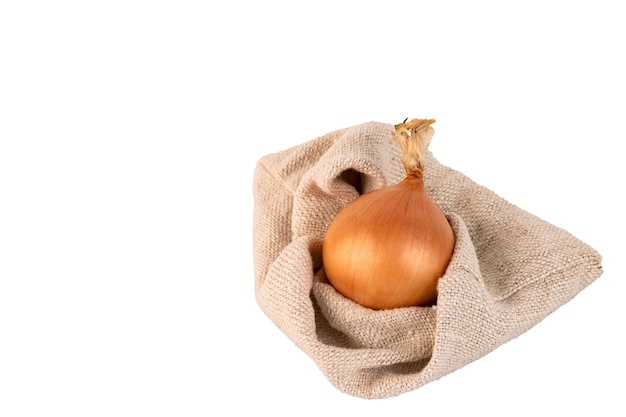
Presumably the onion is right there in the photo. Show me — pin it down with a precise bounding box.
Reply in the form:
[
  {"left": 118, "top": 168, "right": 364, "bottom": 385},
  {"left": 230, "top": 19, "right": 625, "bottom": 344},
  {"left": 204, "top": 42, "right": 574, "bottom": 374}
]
[{"left": 322, "top": 118, "right": 455, "bottom": 310}]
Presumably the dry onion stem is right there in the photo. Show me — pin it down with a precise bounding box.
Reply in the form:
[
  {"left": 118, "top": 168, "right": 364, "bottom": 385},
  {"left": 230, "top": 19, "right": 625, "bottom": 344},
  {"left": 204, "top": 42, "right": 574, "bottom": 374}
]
[
  {"left": 322, "top": 118, "right": 455, "bottom": 310},
  {"left": 393, "top": 118, "right": 436, "bottom": 176}
]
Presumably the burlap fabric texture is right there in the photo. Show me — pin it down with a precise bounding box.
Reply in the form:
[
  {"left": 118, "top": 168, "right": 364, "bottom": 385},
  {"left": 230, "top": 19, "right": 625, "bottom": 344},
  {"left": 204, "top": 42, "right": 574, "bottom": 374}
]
[{"left": 252, "top": 121, "right": 603, "bottom": 399}]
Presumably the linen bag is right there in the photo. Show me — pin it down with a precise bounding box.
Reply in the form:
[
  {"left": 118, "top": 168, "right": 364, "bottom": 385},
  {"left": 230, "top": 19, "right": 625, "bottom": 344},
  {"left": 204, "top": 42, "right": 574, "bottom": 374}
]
[{"left": 252, "top": 121, "right": 603, "bottom": 399}]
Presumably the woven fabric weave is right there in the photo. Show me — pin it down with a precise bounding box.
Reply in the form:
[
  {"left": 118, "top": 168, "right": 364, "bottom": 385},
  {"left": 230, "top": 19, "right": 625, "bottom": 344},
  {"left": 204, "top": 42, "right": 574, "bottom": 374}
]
[{"left": 252, "top": 121, "right": 602, "bottom": 399}]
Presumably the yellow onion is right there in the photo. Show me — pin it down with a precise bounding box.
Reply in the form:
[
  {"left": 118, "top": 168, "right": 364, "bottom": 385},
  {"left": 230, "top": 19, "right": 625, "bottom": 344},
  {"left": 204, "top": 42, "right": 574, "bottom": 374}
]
[{"left": 322, "top": 118, "right": 455, "bottom": 310}]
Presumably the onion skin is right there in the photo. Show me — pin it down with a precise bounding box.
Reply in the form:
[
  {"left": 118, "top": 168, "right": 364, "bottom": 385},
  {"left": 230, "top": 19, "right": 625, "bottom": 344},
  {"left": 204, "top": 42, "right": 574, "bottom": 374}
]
[{"left": 322, "top": 119, "right": 455, "bottom": 310}]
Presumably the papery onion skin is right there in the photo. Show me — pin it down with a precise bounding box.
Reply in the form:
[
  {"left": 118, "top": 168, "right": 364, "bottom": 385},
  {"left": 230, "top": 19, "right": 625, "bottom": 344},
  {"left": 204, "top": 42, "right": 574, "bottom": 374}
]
[{"left": 322, "top": 119, "right": 455, "bottom": 310}]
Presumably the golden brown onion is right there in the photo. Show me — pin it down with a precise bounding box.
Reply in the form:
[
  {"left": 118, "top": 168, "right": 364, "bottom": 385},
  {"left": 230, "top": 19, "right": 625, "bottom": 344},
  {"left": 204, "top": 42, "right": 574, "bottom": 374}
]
[{"left": 322, "top": 119, "right": 454, "bottom": 310}]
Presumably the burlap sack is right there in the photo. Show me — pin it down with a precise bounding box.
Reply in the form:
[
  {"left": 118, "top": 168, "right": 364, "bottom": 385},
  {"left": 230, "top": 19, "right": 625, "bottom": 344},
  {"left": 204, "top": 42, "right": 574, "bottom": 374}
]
[{"left": 252, "top": 121, "right": 602, "bottom": 399}]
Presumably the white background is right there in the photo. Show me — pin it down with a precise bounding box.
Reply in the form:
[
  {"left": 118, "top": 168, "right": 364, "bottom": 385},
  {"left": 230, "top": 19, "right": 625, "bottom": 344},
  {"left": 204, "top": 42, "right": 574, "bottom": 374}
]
[{"left": 1, "top": 1, "right": 624, "bottom": 415}]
